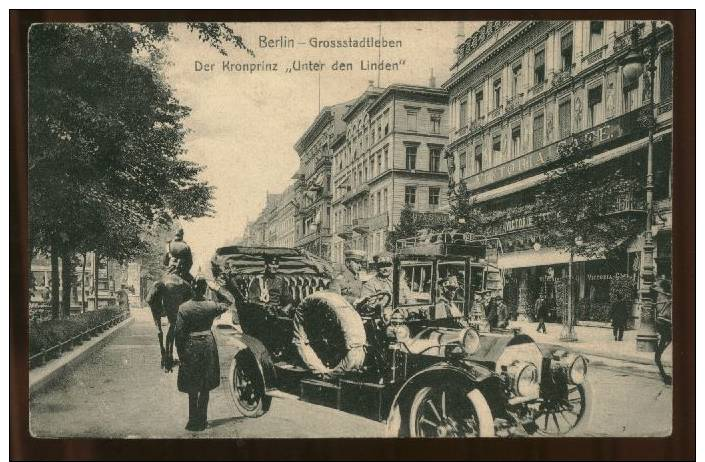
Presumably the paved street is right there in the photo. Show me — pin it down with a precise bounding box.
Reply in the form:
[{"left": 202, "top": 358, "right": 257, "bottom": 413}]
[{"left": 30, "top": 309, "right": 671, "bottom": 438}]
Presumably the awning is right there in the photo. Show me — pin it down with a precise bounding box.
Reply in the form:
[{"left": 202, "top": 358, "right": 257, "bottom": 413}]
[{"left": 497, "top": 248, "right": 595, "bottom": 269}]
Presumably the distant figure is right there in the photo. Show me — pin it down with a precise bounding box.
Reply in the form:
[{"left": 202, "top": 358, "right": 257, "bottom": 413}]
[
  {"left": 174, "top": 277, "right": 234, "bottom": 431},
  {"left": 434, "top": 276, "right": 465, "bottom": 321},
  {"left": 610, "top": 298, "right": 630, "bottom": 341},
  {"left": 487, "top": 296, "right": 509, "bottom": 329},
  {"left": 652, "top": 277, "right": 672, "bottom": 385},
  {"left": 535, "top": 293, "right": 548, "bottom": 334},
  {"left": 164, "top": 228, "right": 194, "bottom": 284}
]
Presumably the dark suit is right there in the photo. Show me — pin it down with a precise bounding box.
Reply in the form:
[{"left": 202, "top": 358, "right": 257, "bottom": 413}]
[
  {"left": 610, "top": 300, "right": 630, "bottom": 341},
  {"left": 174, "top": 297, "right": 229, "bottom": 429}
]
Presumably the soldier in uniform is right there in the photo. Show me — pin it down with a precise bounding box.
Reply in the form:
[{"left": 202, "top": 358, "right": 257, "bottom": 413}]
[
  {"left": 163, "top": 228, "right": 194, "bottom": 284},
  {"left": 259, "top": 255, "right": 292, "bottom": 312},
  {"left": 174, "top": 277, "right": 234, "bottom": 431},
  {"left": 329, "top": 249, "right": 366, "bottom": 304},
  {"left": 360, "top": 254, "right": 411, "bottom": 320}
]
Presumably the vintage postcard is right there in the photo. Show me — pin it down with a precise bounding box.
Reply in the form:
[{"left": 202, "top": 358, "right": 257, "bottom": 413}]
[{"left": 24, "top": 18, "right": 677, "bottom": 441}]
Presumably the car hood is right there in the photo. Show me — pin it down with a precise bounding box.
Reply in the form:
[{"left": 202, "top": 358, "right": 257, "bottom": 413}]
[{"left": 466, "top": 333, "right": 536, "bottom": 363}]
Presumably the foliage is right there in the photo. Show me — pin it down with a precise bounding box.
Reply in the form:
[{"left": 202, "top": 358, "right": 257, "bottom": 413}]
[
  {"left": 609, "top": 274, "right": 637, "bottom": 303},
  {"left": 530, "top": 135, "right": 644, "bottom": 259}
]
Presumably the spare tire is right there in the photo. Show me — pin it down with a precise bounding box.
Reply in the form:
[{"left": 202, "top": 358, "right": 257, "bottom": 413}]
[{"left": 292, "top": 292, "right": 366, "bottom": 375}]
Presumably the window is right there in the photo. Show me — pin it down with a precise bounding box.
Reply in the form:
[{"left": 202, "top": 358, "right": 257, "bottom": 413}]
[
  {"left": 459, "top": 98, "right": 468, "bottom": 127},
  {"left": 405, "top": 145, "right": 417, "bottom": 170},
  {"left": 561, "top": 32, "right": 573, "bottom": 72},
  {"left": 475, "top": 90, "right": 484, "bottom": 119},
  {"left": 623, "top": 81, "right": 638, "bottom": 113},
  {"left": 384, "top": 148, "right": 389, "bottom": 170},
  {"left": 533, "top": 114, "right": 544, "bottom": 150},
  {"left": 474, "top": 144, "right": 483, "bottom": 173},
  {"left": 493, "top": 78, "right": 502, "bottom": 109},
  {"left": 492, "top": 134, "right": 502, "bottom": 165},
  {"left": 405, "top": 186, "right": 417, "bottom": 207},
  {"left": 558, "top": 100, "right": 572, "bottom": 139},
  {"left": 511, "top": 125, "right": 521, "bottom": 158},
  {"left": 431, "top": 115, "right": 441, "bottom": 134},
  {"left": 589, "top": 21, "right": 604, "bottom": 51},
  {"left": 512, "top": 64, "right": 522, "bottom": 96},
  {"left": 588, "top": 85, "right": 603, "bottom": 127},
  {"left": 429, "top": 187, "right": 440, "bottom": 208},
  {"left": 407, "top": 111, "right": 418, "bottom": 132},
  {"left": 459, "top": 152, "right": 467, "bottom": 178},
  {"left": 376, "top": 191, "right": 381, "bottom": 214},
  {"left": 660, "top": 47, "right": 673, "bottom": 102},
  {"left": 429, "top": 147, "right": 442, "bottom": 172},
  {"left": 384, "top": 110, "right": 390, "bottom": 135},
  {"left": 383, "top": 188, "right": 388, "bottom": 211},
  {"left": 377, "top": 153, "right": 382, "bottom": 174},
  {"left": 534, "top": 49, "right": 545, "bottom": 85}
]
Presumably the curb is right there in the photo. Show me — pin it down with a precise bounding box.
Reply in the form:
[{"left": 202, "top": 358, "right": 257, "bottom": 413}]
[
  {"left": 569, "top": 346, "right": 672, "bottom": 367},
  {"left": 29, "top": 316, "right": 135, "bottom": 396}
]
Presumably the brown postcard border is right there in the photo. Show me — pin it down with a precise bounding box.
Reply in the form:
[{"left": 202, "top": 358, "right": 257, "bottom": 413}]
[{"left": 9, "top": 9, "right": 695, "bottom": 461}]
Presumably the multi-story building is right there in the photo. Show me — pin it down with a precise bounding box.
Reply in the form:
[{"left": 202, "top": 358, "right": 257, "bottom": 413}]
[
  {"left": 293, "top": 101, "right": 353, "bottom": 259},
  {"left": 239, "top": 184, "right": 297, "bottom": 248},
  {"left": 443, "top": 21, "right": 673, "bottom": 326},
  {"left": 331, "top": 83, "right": 450, "bottom": 267}
]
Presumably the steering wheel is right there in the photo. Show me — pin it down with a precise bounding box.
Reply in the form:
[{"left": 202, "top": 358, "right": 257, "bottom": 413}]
[{"left": 354, "top": 291, "right": 392, "bottom": 318}]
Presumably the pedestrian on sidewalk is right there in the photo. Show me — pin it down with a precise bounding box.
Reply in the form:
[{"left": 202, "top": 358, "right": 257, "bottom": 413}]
[
  {"left": 610, "top": 298, "right": 629, "bottom": 341},
  {"left": 534, "top": 293, "right": 548, "bottom": 334},
  {"left": 174, "top": 277, "right": 234, "bottom": 431}
]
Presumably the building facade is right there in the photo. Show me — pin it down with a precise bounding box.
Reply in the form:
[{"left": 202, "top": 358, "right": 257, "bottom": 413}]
[
  {"left": 293, "top": 101, "right": 352, "bottom": 259},
  {"left": 331, "top": 84, "right": 450, "bottom": 267},
  {"left": 443, "top": 20, "right": 673, "bottom": 325},
  {"left": 239, "top": 184, "right": 297, "bottom": 248}
]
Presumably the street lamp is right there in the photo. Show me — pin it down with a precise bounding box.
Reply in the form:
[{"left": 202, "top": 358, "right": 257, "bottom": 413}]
[{"left": 622, "top": 21, "right": 660, "bottom": 352}]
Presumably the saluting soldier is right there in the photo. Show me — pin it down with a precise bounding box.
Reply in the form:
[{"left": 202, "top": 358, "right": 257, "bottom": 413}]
[
  {"left": 174, "top": 277, "right": 234, "bottom": 431},
  {"left": 330, "top": 249, "right": 366, "bottom": 304},
  {"left": 164, "top": 228, "right": 194, "bottom": 284}
]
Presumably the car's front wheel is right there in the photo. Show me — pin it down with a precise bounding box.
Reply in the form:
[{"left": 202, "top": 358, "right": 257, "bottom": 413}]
[
  {"left": 227, "top": 352, "right": 271, "bottom": 418},
  {"left": 408, "top": 386, "right": 495, "bottom": 437},
  {"left": 532, "top": 380, "right": 592, "bottom": 436}
]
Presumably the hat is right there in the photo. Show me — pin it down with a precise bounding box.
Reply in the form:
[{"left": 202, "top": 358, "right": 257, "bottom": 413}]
[
  {"left": 344, "top": 249, "right": 366, "bottom": 262},
  {"left": 375, "top": 253, "right": 393, "bottom": 267},
  {"left": 440, "top": 275, "right": 460, "bottom": 289}
]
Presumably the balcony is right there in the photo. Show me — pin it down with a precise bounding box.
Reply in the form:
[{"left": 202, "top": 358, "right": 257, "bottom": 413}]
[
  {"left": 528, "top": 81, "right": 546, "bottom": 98},
  {"left": 352, "top": 217, "right": 370, "bottom": 234},
  {"left": 368, "top": 212, "right": 389, "bottom": 230},
  {"left": 551, "top": 66, "right": 574, "bottom": 88},
  {"left": 469, "top": 116, "right": 485, "bottom": 136},
  {"left": 337, "top": 223, "right": 354, "bottom": 239},
  {"left": 582, "top": 45, "right": 607, "bottom": 66},
  {"left": 297, "top": 227, "right": 330, "bottom": 246},
  {"left": 342, "top": 183, "right": 370, "bottom": 204},
  {"left": 505, "top": 93, "right": 524, "bottom": 113},
  {"left": 487, "top": 105, "right": 503, "bottom": 121},
  {"left": 611, "top": 193, "right": 645, "bottom": 214}
]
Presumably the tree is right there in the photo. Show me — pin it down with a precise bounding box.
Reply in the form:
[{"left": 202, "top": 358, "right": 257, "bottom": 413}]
[
  {"left": 531, "top": 135, "right": 644, "bottom": 340},
  {"left": 29, "top": 23, "right": 248, "bottom": 316}
]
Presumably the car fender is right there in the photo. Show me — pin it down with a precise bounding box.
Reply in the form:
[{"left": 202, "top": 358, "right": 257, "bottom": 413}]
[
  {"left": 231, "top": 334, "right": 277, "bottom": 392},
  {"left": 385, "top": 361, "right": 499, "bottom": 436}
]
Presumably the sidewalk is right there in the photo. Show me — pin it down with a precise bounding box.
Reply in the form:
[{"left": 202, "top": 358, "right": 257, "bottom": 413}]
[{"left": 510, "top": 320, "right": 672, "bottom": 367}]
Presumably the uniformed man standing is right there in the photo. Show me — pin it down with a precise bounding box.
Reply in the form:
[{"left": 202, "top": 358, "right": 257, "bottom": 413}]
[
  {"left": 330, "top": 249, "right": 366, "bottom": 304},
  {"left": 163, "top": 228, "right": 194, "bottom": 284}
]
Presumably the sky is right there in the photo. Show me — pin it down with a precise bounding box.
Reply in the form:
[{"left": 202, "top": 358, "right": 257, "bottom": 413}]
[{"left": 162, "top": 21, "right": 479, "bottom": 272}]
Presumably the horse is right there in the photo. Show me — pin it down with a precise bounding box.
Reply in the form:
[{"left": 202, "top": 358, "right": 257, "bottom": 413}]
[{"left": 145, "top": 272, "right": 193, "bottom": 372}]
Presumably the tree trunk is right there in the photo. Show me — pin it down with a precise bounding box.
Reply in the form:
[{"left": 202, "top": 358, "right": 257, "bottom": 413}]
[
  {"left": 81, "top": 253, "right": 87, "bottom": 313},
  {"left": 61, "top": 251, "right": 73, "bottom": 318},
  {"left": 560, "top": 251, "right": 578, "bottom": 341},
  {"left": 50, "top": 245, "right": 60, "bottom": 319},
  {"left": 93, "top": 252, "right": 99, "bottom": 311}
]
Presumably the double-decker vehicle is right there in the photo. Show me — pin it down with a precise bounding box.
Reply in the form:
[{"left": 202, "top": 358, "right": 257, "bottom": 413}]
[{"left": 211, "top": 235, "right": 591, "bottom": 437}]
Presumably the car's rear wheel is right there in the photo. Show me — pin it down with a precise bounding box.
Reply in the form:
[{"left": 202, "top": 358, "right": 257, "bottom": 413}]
[
  {"left": 533, "top": 380, "right": 592, "bottom": 436},
  {"left": 408, "top": 386, "right": 494, "bottom": 437},
  {"left": 228, "top": 352, "right": 271, "bottom": 418}
]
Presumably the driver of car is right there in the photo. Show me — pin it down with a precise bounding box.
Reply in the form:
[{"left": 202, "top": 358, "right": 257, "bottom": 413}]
[
  {"left": 329, "top": 249, "right": 366, "bottom": 304},
  {"left": 260, "top": 255, "right": 292, "bottom": 314},
  {"left": 360, "top": 254, "right": 410, "bottom": 320}
]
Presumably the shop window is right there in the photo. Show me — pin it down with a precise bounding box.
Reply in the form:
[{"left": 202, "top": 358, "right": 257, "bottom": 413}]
[{"left": 660, "top": 47, "right": 673, "bottom": 102}]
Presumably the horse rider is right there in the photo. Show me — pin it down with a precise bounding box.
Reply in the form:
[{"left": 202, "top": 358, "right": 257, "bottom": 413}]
[
  {"left": 174, "top": 277, "right": 234, "bottom": 431},
  {"left": 164, "top": 227, "right": 194, "bottom": 284},
  {"left": 329, "top": 249, "right": 366, "bottom": 304}
]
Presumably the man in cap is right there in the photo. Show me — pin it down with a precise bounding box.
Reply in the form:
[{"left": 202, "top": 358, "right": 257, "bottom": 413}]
[
  {"left": 330, "top": 249, "right": 366, "bottom": 304},
  {"left": 259, "top": 255, "right": 292, "bottom": 312},
  {"left": 361, "top": 253, "right": 410, "bottom": 305},
  {"left": 163, "top": 227, "right": 194, "bottom": 284}
]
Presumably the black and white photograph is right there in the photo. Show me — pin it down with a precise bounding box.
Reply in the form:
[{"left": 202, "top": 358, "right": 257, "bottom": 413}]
[{"left": 16, "top": 14, "right": 688, "bottom": 446}]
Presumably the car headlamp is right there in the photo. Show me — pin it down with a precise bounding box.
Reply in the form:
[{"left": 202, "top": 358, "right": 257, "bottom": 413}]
[
  {"left": 506, "top": 361, "right": 540, "bottom": 397},
  {"left": 461, "top": 328, "right": 481, "bottom": 355}
]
